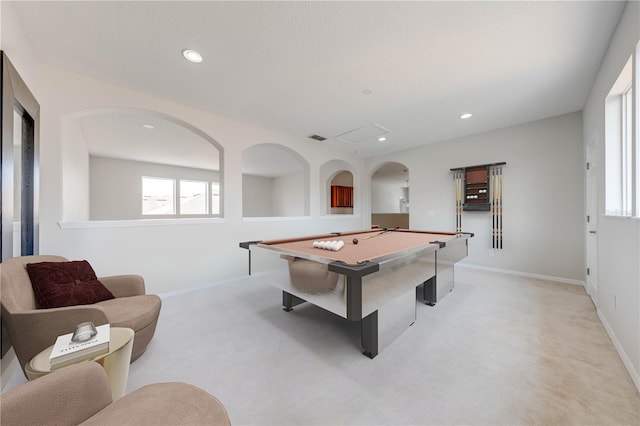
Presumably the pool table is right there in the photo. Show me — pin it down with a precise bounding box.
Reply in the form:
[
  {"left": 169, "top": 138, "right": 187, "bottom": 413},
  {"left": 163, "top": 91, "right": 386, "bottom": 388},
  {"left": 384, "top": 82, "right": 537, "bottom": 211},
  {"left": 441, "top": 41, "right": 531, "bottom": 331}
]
[{"left": 240, "top": 229, "right": 472, "bottom": 358}]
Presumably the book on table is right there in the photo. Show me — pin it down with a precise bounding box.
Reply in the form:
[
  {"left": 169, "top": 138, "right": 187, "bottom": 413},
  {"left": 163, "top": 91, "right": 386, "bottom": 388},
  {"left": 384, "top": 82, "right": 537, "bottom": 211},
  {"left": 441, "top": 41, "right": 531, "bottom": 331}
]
[{"left": 49, "top": 323, "right": 110, "bottom": 369}]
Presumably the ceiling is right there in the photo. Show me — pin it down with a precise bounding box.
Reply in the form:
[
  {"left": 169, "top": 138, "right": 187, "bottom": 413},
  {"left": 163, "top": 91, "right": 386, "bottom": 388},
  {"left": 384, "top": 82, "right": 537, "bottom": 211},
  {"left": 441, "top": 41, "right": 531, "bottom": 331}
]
[{"left": 8, "top": 0, "right": 627, "bottom": 166}]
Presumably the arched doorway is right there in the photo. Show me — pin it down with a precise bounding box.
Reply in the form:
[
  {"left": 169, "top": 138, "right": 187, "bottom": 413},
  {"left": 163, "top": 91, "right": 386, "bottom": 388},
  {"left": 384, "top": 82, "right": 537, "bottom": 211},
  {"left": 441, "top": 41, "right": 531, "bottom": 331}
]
[{"left": 370, "top": 162, "right": 409, "bottom": 229}]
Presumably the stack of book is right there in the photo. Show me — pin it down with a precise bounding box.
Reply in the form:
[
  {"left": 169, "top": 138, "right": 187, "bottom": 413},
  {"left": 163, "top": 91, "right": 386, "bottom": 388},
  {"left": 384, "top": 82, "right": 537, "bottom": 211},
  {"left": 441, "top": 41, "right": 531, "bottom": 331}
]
[{"left": 49, "top": 324, "right": 110, "bottom": 369}]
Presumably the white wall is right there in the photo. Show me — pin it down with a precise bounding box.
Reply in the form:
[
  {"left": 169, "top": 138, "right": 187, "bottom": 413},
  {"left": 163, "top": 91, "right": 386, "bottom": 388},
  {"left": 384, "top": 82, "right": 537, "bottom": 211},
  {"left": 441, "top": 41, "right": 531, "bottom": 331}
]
[
  {"left": 0, "top": 2, "right": 40, "bottom": 97},
  {"left": 242, "top": 175, "right": 274, "bottom": 217},
  {"left": 272, "top": 173, "right": 305, "bottom": 216},
  {"left": 90, "top": 156, "right": 220, "bottom": 220},
  {"left": 367, "top": 112, "right": 585, "bottom": 283},
  {"left": 61, "top": 118, "right": 90, "bottom": 221},
  {"left": 371, "top": 180, "right": 406, "bottom": 213},
  {"left": 582, "top": 1, "right": 639, "bottom": 389},
  {"left": 34, "top": 64, "right": 366, "bottom": 294}
]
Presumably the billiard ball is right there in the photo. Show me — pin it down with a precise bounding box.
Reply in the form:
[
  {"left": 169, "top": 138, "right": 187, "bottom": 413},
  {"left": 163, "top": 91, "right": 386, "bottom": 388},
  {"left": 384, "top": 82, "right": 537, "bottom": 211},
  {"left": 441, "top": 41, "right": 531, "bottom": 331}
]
[{"left": 353, "top": 238, "right": 358, "bottom": 245}]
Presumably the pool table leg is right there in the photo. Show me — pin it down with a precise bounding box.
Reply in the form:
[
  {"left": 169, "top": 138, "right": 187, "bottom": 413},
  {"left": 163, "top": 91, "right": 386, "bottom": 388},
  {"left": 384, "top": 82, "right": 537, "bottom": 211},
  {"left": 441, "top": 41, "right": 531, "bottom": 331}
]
[
  {"left": 422, "top": 276, "right": 437, "bottom": 306},
  {"left": 282, "top": 291, "right": 306, "bottom": 312},
  {"left": 361, "top": 311, "right": 378, "bottom": 359}
]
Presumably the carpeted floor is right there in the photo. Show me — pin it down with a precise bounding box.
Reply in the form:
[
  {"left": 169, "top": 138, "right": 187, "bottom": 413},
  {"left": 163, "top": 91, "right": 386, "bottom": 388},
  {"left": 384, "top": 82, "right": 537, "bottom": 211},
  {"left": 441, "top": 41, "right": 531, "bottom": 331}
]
[{"left": 125, "top": 267, "right": 639, "bottom": 425}]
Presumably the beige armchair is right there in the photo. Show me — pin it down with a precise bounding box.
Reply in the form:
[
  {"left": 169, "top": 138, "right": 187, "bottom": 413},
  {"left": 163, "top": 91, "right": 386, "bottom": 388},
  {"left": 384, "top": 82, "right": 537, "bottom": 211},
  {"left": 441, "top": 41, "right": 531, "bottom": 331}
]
[
  {"left": 0, "top": 255, "right": 161, "bottom": 376},
  {"left": 1, "top": 361, "right": 231, "bottom": 425}
]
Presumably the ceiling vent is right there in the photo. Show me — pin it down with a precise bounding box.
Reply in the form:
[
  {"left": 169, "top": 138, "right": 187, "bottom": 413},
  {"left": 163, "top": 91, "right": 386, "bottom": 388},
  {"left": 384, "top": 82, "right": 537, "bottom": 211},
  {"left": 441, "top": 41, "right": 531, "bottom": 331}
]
[
  {"left": 308, "top": 134, "right": 327, "bottom": 141},
  {"left": 335, "top": 123, "right": 389, "bottom": 144}
]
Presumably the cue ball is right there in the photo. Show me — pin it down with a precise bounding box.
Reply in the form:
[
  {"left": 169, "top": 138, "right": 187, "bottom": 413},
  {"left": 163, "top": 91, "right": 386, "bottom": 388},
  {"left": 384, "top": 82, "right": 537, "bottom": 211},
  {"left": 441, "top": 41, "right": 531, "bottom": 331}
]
[{"left": 353, "top": 238, "right": 358, "bottom": 244}]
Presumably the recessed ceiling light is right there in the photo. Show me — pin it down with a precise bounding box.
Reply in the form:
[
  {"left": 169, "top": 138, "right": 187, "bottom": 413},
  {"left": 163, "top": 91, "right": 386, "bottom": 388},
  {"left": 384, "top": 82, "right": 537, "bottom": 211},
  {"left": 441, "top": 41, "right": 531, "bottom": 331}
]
[
  {"left": 377, "top": 136, "right": 387, "bottom": 142},
  {"left": 182, "top": 49, "right": 203, "bottom": 63},
  {"left": 459, "top": 113, "right": 473, "bottom": 119},
  {"left": 142, "top": 124, "right": 155, "bottom": 129}
]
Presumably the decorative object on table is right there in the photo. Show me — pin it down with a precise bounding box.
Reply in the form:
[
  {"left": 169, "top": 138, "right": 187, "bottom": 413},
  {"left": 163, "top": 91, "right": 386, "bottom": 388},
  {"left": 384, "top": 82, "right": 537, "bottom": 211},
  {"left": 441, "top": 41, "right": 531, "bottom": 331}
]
[
  {"left": 71, "top": 321, "right": 98, "bottom": 342},
  {"left": 49, "top": 323, "right": 110, "bottom": 369},
  {"left": 450, "top": 162, "right": 506, "bottom": 250}
]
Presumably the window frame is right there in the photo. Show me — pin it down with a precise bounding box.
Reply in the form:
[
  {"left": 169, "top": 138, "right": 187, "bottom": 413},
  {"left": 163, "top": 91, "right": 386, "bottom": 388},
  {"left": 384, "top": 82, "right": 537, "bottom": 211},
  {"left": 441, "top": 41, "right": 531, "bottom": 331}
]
[
  {"left": 605, "top": 55, "right": 637, "bottom": 218},
  {"left": 142, "top": 176, "right": 220, "bottom": 218},
  {"left": 142, "top": 176, "right": 176, "bottom": 216},
  {"left": 179, "top": 179, "right": 209, "bottom": 216}
]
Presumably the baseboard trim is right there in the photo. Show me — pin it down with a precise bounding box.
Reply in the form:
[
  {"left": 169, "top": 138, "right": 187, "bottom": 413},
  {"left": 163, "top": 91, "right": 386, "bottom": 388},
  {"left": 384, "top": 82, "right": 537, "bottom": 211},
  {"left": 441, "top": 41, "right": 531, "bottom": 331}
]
[
  {"left": 159, "top": 274, "right": 252, "bottom": 299},
  {"left": 456, "top": 263, "right": 585, "bottom": 286},
  {"left": 597, "top": 308, "right": 640, "bottom": 393}
]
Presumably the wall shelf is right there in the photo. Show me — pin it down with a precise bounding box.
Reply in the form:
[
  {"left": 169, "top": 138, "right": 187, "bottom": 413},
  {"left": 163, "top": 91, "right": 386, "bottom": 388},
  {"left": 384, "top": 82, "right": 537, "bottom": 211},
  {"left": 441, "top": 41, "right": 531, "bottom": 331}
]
[
  {"left": 463, "top": 166, "right": 490, "bottom": 211},
  {"left": 451, "top": 162, "right": 506, "bottom": 212}
]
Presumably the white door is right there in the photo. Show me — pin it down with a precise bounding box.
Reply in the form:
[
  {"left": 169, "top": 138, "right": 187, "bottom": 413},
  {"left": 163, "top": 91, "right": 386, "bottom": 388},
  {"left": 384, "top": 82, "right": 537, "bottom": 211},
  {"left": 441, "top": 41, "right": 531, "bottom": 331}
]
[{"left": 586, "top": 136, "right": 598, "bottom": 305}]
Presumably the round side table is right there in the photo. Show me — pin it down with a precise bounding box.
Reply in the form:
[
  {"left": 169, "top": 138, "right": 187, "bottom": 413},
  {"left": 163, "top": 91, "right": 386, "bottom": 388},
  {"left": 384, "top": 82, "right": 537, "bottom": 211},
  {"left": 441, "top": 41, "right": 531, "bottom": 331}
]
[{"left": 25, "top": 327, "right": 135, "bottom": 400}]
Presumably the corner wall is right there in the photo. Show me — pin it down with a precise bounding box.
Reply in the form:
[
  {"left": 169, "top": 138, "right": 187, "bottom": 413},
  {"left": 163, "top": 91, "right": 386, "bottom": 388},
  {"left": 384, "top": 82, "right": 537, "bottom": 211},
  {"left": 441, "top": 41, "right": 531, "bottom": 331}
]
[
  {"left": 582, "top": 0, "right": 639, "bottom": 390},
  {"left": 367, "top": 111, "right": 585, "bottom": 283}
]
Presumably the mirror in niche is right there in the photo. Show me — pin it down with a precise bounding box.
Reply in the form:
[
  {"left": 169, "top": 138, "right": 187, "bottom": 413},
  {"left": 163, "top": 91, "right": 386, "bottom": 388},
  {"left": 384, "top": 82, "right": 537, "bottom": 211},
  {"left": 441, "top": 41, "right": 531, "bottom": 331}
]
[
  {"left": 13, "top": 108, "right": 22, "bottom": 255},
  {"left": 370, "top": 162, "right": 410, "bottom": 229},
  {"left": 320, "top": 160, "right": 357, "bottom": 215},
  {"left": 2, "top": 52, "right": 39, "bottom": 260},
  {"left": 242, "top": 143, "right": 309, "bottom": 218},
  {"left": 66, "top": 109, "right": 222, "bottom": 221}
]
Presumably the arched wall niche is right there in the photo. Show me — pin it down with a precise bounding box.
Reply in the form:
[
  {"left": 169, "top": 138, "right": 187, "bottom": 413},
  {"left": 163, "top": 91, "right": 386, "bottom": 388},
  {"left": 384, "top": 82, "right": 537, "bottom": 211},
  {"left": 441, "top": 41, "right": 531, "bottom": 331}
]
[
  {"left": 319, "top": 159, "right": 358, "bottom": 215},
  {"left": 61, "top": 108, "right": 223, "bottom": 221},
  {"left": 242, "top": 143, "right": 309, "bottom": 218},
  {"left": 369, "top": 161, "right": 410, "bottom": 229}
]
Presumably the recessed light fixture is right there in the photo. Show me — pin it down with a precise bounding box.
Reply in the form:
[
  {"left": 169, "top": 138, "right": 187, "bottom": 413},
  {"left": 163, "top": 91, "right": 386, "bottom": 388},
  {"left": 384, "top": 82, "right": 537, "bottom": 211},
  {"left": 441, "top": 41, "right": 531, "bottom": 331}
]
[
  {"left": 459, "top": 113, "right": 473, "bottom": 119},
  {"left": 142, "top": 124, "right": 155, "bottom": 130},
  {"left": 182, "top": 49, "right": 203, "bottom": 63},
  {"left": 377, "top": 136, "right": 387, "bottom": 142}
]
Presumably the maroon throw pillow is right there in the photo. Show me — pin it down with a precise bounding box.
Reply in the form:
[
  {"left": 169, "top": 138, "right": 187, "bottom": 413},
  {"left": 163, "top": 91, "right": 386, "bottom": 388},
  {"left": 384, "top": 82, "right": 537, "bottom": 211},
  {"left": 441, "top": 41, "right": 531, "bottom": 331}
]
[{"left": 26, "top": 260, "right": 115, "bottom": 308}]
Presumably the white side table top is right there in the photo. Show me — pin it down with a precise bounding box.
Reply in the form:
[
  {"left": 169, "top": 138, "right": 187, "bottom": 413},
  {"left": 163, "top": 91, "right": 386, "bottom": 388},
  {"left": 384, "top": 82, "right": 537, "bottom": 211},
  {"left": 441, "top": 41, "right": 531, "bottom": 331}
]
[{"left": 27, "top": 327, "right": 134, "bottom": 376}]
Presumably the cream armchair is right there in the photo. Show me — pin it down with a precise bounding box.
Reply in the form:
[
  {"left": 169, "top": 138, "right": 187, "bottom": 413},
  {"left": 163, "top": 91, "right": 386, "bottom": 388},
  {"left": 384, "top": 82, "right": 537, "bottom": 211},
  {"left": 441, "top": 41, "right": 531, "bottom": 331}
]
[
  {"left": 0, "top": 255, "right": 161, "bottom": 376},
  {"left": 1, "top": 361, "right": 231, "bottom": 425}
]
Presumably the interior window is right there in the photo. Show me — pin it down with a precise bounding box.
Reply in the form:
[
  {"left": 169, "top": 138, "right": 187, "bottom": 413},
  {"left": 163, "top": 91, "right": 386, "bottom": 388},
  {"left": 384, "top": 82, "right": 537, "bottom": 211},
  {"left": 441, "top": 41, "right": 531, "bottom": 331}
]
[
  {"left": 242, "top": 144, "right": 309, "bottom": 218},
  {"left": 64, "top": 109, "right": 223, "bottom": 221}
]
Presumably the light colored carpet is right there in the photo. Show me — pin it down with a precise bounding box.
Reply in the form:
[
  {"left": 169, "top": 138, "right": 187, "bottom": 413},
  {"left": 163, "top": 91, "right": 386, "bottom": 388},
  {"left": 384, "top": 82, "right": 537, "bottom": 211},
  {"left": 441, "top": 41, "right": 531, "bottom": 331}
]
[{"left": 126, "top": 268, "right": 639, "bottom": 425}]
